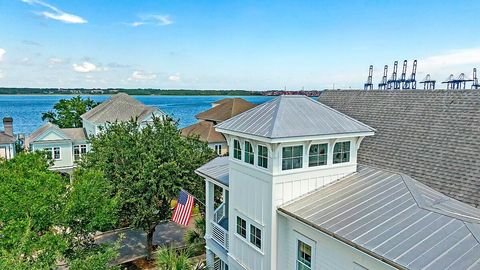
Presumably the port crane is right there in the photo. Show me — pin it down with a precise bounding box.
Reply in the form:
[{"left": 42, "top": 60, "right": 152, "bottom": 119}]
[
  {"left": 364, "top": 65, "right": 374, "bottom": 90},
  {"left": 403, "top": 60, "right": 417, "bottom": 89},
  {"left": 420, "top": 74, "right": 436, "bottom": 90},
  {"left": 387, "top": 61, "right": 399, "bottom": 89},
  {"left": 442, "top": 73, "right": 473, "bottom": 89},
  {"left": 472, "top": 68, "right": 479, "bottom": 89},
  {"left": 398, "top": 60, "right": 408, "bottom": 89},
  {"left": 378, "top": 65, "right": 388, "bottom": 90}
]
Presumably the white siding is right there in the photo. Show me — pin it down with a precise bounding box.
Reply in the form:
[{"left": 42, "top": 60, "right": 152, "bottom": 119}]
[{"left": 277, "top": 214, "right": 396, "bottom": 270}]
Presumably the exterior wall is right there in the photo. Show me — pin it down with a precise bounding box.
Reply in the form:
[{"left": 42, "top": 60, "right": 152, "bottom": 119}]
[
  {"left": 31, "top": 141, "right": 74, "bottom": 169},
  {"left": 277, "top": 214, "right": 395, "bottom": 270},
  {"left": 220, "top": 134, "right": 365, "bottom": 270},
  {"left": 82, "top": 119, "right": 97, "bottom": 137},
  {"left": 0, "top": 143, "right": 14, "bottom": 159},
  {"left": 208, "top": 142, "right": 228, "bottom": 156}
]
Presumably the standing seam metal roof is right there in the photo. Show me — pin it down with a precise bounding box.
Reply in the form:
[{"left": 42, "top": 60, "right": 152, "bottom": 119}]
[
  {"left": 195, "top": 156, "right": 229, "bottom": 187},
  {"left": 280, "top": 165, "right": 480, "bottom": 270},
  {"left": 215, "top": 95, "right": 375, "bottom": 139}
]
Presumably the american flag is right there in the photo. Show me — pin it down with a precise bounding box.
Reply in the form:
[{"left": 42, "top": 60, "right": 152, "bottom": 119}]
[{"left": 172, "top": 190, "right": 194, "bottom": 226}]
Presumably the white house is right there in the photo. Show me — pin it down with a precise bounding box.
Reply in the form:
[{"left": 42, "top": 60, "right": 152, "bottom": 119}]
[
  {"left": 196, "top": 95, "right": 480, "bottom": 270},
  {"left": 0, "top": 117, "right": 15, "bottom": 160},
  {"left": 27, "top": 93, "right": 166, "bottom": 171}
]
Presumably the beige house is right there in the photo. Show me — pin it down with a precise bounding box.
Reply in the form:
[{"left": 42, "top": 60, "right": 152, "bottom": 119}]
[
  {"left": 27, "top": 93, "right": 166, "bottom": 171},
  {"left": 182, "top": 98, "right": 256, "bottom": 155},
  {"left": 0, "top": 117, "right": 15, "bottom": 160}
]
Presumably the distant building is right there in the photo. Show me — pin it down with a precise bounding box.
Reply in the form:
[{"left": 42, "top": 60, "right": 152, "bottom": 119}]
[
  {"left": 197, "top": 95, "right": 480, "bottom": 270},
  {"left": 0, "top": 117, "right": 16, "bottom": 160},
  {"left": 27, "top": 93, "right": 166, "bottom": 171},
  {"left": 182, "top": 98, "right": 256, "bottom": 155}
]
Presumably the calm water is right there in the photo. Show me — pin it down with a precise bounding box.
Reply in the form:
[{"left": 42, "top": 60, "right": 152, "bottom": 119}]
[{"left": 0, "top": 95, "right": 274, "bottom": 135}]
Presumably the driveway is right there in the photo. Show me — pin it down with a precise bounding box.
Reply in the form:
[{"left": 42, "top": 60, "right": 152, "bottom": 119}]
[{"left": 95, "top": 221, "right": 189, "bottom": 265}]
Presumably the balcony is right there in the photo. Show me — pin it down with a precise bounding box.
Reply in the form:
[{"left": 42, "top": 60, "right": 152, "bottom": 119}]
[{"left": 211, "top": 202, "right": 229, "bottom": 250}]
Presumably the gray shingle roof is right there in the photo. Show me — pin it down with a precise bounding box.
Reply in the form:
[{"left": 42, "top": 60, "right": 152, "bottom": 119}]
[
  {"left": 318, "top": 90, "right": 480, "bottom": 207},
  {"left": 195, "top": 156, "right": 229, "bottom": 187},
  {"left": 216, "top": 95, "right": 375, "bottom": 140},
  {"left": 27, "top": 123, "right": 87, "bottom": 143},
  {"left": 81, "top": 93, "right": 164, "bottom": 124},
  {"left": 280, "top": 165, "right": 480, "bottom": 270}
]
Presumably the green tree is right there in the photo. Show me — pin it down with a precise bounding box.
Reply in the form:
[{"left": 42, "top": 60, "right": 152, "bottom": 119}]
[
  {"left": 0, "top": 152, "right": 119, "bottom": 269},
  {"left": 183, "top": 216, "right": 206, "bottom": 256},
  {"left": 42, "top": 96, "right": 98, "bottom": 128},
  {"left": 156, "top": 247, "right": 206, "bottom": 270},
  {"left": 80, "top": 118, "right": 215, "bottom": 259}
]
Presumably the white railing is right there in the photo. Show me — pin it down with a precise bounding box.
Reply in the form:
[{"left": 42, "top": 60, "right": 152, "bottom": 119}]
[
  {"left": 214, "top": 203, "right": 226, "bottom": 223},
  {"left": 211, "top": 221, "right": 229, "bottom": 250},
  {"left": 214, "top": 259, "right": 228, "bottom": 270}
]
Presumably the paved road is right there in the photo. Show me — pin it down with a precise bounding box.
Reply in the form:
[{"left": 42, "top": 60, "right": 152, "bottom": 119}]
[{"left": 95, "top": 221, "right": 188, "bottom": 265}]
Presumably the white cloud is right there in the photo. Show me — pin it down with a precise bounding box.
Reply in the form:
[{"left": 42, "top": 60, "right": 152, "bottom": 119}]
[
  {"left": 128, "top": 70, "right": 157, "bottom": 80},
  {"left": 0, "top": 70, "right": 4, "bottom": 79},
  {"left": 73, "top": 61, "right": 97, "bottom": 73},
  {"left": 168, "top": 73, "right": 181, "bottom": 82},
  {"left": 128, "top": 14, "right": 173, "bottom": 27},
  {"left": 421, "top": 48, "right": 480, "bottom": 71},
  {"left": 49, "top": 57, "right": 63, "bottom": 65},
  {"left": 21, "top": 0, "right": 87, "bottom": 24},
  {"left": 0, "top": 48, "right": 5, "bottom": 62}
]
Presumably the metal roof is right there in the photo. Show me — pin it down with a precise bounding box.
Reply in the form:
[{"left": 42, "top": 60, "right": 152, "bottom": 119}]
[
  {"left": 280, "top": 165, "right": 480, "bottom": 270},
  {"left": 195, "top": 156, "right": 229, "bottom": 187},
  {"left": 318, "top": 90, "right": 480, "bottom": 208},
  {"left": 81, "top": 93, "right": 165, "bottom": 124},
  {"left": 216, "top": 95, "right": 375, "bottom": 139}
]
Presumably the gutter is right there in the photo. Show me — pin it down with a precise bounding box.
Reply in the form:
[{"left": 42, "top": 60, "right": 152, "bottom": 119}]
[{"left": 277, "top": 208, "right": 405, "bottom": 270}]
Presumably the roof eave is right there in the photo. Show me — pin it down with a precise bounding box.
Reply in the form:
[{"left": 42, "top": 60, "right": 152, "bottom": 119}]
[{"left": 215, "top": 128, "right": 374, "bottom": 144}]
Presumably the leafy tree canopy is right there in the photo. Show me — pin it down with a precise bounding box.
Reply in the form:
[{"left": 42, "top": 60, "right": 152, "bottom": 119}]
[
  {"left": 80, "top": 117, "right": 215, "bottom": 258},
  {"left": 41, "top": 96, "right": 98, "bottom": 128},
  {"left": 0, "top": 152, "right": 118, "bottom": 270}
]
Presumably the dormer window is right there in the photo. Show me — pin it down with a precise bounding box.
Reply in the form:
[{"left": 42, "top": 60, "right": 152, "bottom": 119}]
[
  {"left": 233, "top": 139, "right": 242, "bottom": 160},
  {"left": 282, "top": 145, "right": 303, "bottom": 170},
  {"left": 309, "top": 143, "right": 328, "bottom": 167},
  {"left": 244, "top": 141, "right": 254, "bottom": 165},
  {"left": 333, "top": 141, "right": 351, "bottom": 164}
]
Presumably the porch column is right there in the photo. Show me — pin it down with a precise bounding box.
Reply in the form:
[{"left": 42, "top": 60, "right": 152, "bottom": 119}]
[
  {"left": 205, "top": 180, "right": 215, "bottom": 238},
  {"left": 205, "top": 247, "right": 215, "bottom": 269}
]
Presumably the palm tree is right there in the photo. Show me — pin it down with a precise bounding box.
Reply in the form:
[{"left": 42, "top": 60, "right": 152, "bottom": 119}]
[
  {"left": 183, "top": 216, "right": 206, "bottom": 255},
  {"left": 156, "top": 247, "right": 207, "bottom": 270}
]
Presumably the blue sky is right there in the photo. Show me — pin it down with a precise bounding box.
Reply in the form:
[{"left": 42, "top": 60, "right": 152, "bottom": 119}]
[{"left": 0, "top": 0, "right": 479, "bottom": 90}]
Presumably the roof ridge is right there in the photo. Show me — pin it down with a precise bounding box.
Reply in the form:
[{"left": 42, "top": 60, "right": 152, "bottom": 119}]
[{"left": 266, "top": 96, "right": 283, "bottom": 138}]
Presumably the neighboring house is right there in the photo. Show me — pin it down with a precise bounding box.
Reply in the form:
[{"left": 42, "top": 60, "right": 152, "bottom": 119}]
[
  {"left": 27, "top": 93, "right": 166, "bottom": 171},
  {"left": 182, "top": 98, "right": 256, "bottom": 155},
  {"left": 318, "top": 90, "right": 480, "bottom": 208},
  {"left": 196, "top": 95, "right": 480, "bottom": 270},
  {"left": 81, "top": 92, "right": 166, "bottom": 137},
  {"left": 0, "top": 117, "right": 15, "bottom": 160},
  {"left": 26, "top": 123, "right": 89, "bottom": 172}
]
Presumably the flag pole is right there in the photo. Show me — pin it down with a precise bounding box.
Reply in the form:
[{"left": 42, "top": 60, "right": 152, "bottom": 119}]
[{"left": 181, "top": 189, "right": 205, "bottom": 207}]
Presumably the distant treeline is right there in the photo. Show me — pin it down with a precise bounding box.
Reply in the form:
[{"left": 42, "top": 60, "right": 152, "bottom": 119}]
[{"left": 0, "top": 88, "right": 262, "bottom": 96}]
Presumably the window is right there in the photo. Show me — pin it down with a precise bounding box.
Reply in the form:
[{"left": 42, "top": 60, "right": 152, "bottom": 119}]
[
  {"left": 214, "top": 144, "right": 222, "bottom": 155},
  {"left": 236, "top": 217, "right": 246, "bottom": 238},
  {"left": 250, "top": 225, "right": 262, "bottom": 249},
  {"left": 309, "top": 143, "right": 328, "bottom": 167},
  {"left": 74, "top": 144, "right": 87, "bottom": 161},
  {"left": 282, "top": 145, "right": 303, "bottom": 170},
  {"left": 44, "top": 147, "right": 61, "bottom": 160},
  {"left": 244, "top": 141, "right": 254, "bottom": 165},
  {"left": 257, "top": 145, "right": 268, "bottom": 169},
  {"left": 233, "top": 140, "right": 241, "bottom": 160},
  {"left": 297, "top": 240, "right": 312, "bottom": 270},
  {"left": 333, "top": 141, "right": 351, "bottom": 164}
]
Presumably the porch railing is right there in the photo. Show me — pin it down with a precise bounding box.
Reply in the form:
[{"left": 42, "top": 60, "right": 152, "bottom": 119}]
[
  {"left": 211, "top": 220, "right": 229, "bottom": 250},
  {"left": 214, "top": 202, "right": 226, "bottom": 223}
]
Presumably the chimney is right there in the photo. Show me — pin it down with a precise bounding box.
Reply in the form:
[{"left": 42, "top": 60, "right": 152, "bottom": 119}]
[{"left": 3, "top": 117, "right": 13, "bottom": 137}]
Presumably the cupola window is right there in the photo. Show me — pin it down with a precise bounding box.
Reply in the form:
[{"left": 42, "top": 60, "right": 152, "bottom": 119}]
[
  {"left": 244, "top": 141, "right": 254, "bottom": 165},
  {"left": 282, "top": 145, "right": 303, "bottom": 170},
  {"left": 309, "top": 143, "right": 328, "bottom": 167},
  {"left": 333, "top": 141, "right": 351, "bottom": 164}
]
